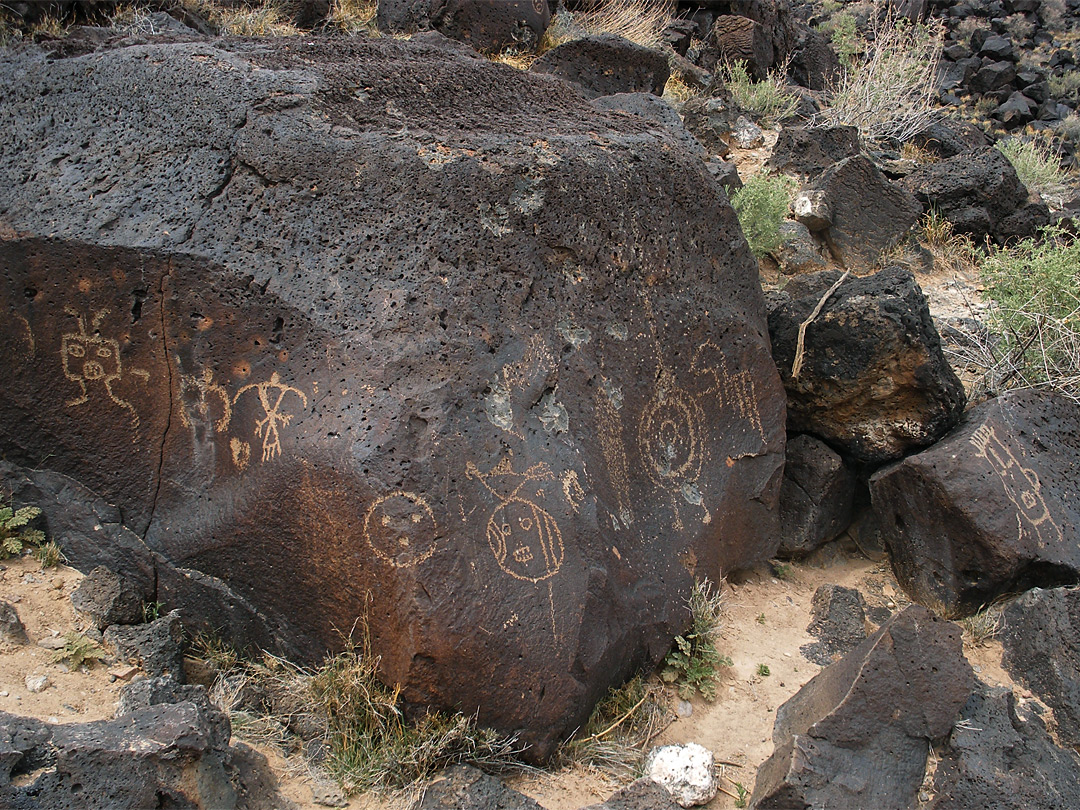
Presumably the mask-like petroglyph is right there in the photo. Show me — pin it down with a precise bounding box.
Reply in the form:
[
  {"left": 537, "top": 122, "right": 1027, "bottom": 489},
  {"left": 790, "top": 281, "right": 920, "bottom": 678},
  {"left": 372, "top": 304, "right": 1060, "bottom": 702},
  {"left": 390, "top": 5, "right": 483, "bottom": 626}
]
[
  {"left": 177, "top": 362, "right": 232, "bottom": 434},
  {"left": 364, "top": 491, "right": 440, "bottom": 568},
  {"left": 970, "top": 425, "right": 1063, "bottom": 548},
  {"left": 691, "top": 341, "right": 767, "bottom": 456},
  {"left": 61, "top": 307, "right": 147, "bottom": 432},
  {"left": 467, "top": 458, "right": 564, "bottom": 583},
  {"left": 234, "top": 372, "right": 308, "bottom": 463}
]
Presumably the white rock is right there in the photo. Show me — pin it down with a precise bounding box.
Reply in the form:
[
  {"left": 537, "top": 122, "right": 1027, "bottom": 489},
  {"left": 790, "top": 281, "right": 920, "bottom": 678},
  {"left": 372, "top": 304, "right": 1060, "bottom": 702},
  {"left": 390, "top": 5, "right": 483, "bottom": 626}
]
[
  {"left": 25, "top": 674, "right": 49, "bottom": 693},
  {"left": 645, "top": 742, "right": 717, "bottom": 807}
]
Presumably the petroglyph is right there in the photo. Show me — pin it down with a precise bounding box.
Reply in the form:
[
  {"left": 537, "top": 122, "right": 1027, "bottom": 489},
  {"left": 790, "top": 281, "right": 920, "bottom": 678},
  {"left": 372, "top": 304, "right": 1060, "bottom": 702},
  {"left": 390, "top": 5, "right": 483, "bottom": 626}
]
[
  {"left": 15, "top": 313, "right": 34, "bottom": 355},
  {"left": 364, "top": 491, "right": 440, "bottom": 568},
  {"left": 562, "top": 470, "right": 585, "bottom": 513},
  {"left": 692, "top": 341, "right": 767, "bottom": 455},
  {"left": 177, "top": 362, "right": 232, "bottom": 433},
  {"left": 595, "top": 383, "right": 633, "bottom": 528},
  {"left": 970, "top": 425, "right": 1063, "bottom": 548},
  {"left": 234, "top": 372, "right": 308, "bottom": 463},
  {"left": 60, "top": 307, "right": 145, "bottom": 432},
  {"left": 466, "top": 458, "right": 564, "bottom": 583},
  {"left": 230, "top": 438, "right": 251, "bottom": 471}
]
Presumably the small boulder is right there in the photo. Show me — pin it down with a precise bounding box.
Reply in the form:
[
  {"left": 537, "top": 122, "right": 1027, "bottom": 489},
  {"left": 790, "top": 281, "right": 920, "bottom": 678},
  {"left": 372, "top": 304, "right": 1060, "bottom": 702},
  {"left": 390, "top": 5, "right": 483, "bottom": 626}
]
[
  {"left": 0, "top": 601, "right": 28, "bottom": 645},
  {"left": 419, "top": 765, "right": 543, "bottom": 809},
  {"left": 531, "top": 35, "right": 670, "bottom": 100},
  {"left": 679, "top": 96, "right": 737, "bottom": 157},
  {"left": 778, "top": 434, "right": 857, "bottom": 558},
  {"left": 930, "top": 681, "right": 1080, "bottom": 810},
  {"left": 709, "top": 15, "right": 774, "bottom": 78},
  {"left": 1000, "top": 587, "right": 1080, "bottom": 748},
  {"left": 117, "top": 676, "right": 231, "bottom": 749},
  {"left": 871, "top": 390, "right": 1080, "bottom": 616},
  {"left": 800, "top": 584, "right": 869, "bottom": 666},
  {"left": 583, "top": 778, "right": 681, "bottom": 810},
  {"left": 644, "top": 743, "right": 717, "bottom": 808},
  {"left": 909, "top": 119, "right": 989, "bottom": 160},
  {"left": 792, "top": 189, "right": 832, "bottom": 231},
  {"left": 25, "top": 674, "right": 49, "bottom": 694},
  {"left": 766, "top": 126, "right": 862, "bottom": 180},
  {"left": 731, "top": 115, "right": 764, "bottom": 149},
  {"left": 806, "top": 155, "right": 922, "bottom": 268},
  {"left": 104, "top": 610, "right": 186, "bottom": 682},
  {"left": 706, "top": 159, "right": 742, "bottom": 192},
  {"left": 753, "top": 605, "right": 973, "bottom": 809},
  {"left": 767, "top": 266, "right": 967, "bottom": 465},
  {"left": 900, "top": 146, "right": 1050, "bottom": 243},
  {"left": 70, "top": 565, "right": 144, "bottom": 631},
  {"left": 771, "top": 221, "right": 827, "bottom": 275}
]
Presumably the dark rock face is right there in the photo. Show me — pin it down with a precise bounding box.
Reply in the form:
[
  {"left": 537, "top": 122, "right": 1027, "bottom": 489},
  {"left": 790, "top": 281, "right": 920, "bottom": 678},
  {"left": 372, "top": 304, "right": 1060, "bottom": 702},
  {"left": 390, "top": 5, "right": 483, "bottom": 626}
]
[
  {"left": 930, "top": 681, "right": 1080, "bottom": 810},
  {"left": 709, "top": 15, "right": 774, "bottom": 77},
  {"left": 590, "top": 93, "right": 705, "bottom": 159},
  {"left": 800, "top": 584, "right": 869, "bottom": 666},
  {"left": 910, "top": 120, "right": 989, "bottom": 159},
  {"left": 680, "top": 96, "right": 738, "bottom": 158},
  {"left": 419, "top": 765, "right": 544, "bottom": 809},
  {"left": 0, "top": 36, "right": 785, "bottom": 758},
  {"left": 378, "top": 0, "right": 551, "bottom": 52},
  {"left": 753, "top": 605, "right": 973, "bottom": 810},
  {"left": 0, "top": 602, "right": 28, "bottom": 645},
  {"left": 582, "top": 778, "right": 681, "bottom": 810},
  {"left": 117, "top": 677, "right": 231, "bottom": 750},
  {"left": 0, "top": 701, "right": 289, "bottom": 810},
  {"left": 806, "top": 155, "right": 922, "bottom": 268},
  {"left": 900, "top": 146, "right": 1050, "bottom": 244},
  {"left": 70, "top": 565, "right": 144, "bottom": 630},
  {"left": 778, "top": 434, "right": 856, "bottom": 558},
  {"left": 771, "top": 221, "right": 826, "bottom": 275},
  {"left": 871, "top": 390, "right": 1080, "bottom": 617},
  {"left": 767, "top": 267, "right": 966, "bottom": 465},
  {"left": 766, "top": 126, "right": 862, "bottom": 180},
  {"left": 1000, "top": 587, "right": 1080, "bottom": 748},
  {"left": 104, "top": 610, "right": 187, "bottom": 682},
  {"left": 532, "top": 35, "right": 670, "bottom": 99}
]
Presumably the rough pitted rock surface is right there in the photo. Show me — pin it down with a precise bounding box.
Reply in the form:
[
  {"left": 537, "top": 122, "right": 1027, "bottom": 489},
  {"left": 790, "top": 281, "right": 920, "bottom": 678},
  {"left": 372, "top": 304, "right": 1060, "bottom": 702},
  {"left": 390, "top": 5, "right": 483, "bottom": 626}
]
[
  {"left": 644, "top": 743, "right": 717, "bottom": 807},
  {"left": 590, "top": 93, "right": 705, "bottom": 159},
  {"left": 930, "top": 681, "right": 1080, "bottom": 810},
  {"left": 777, "top": 434, "right": 856, "bottom": 558},
  {"left": 531, "top": 34, "right": 670, "bottom": 99},
  {"left": 900, "top": 146, "right": 1050, "bottom": 244},
  {"left": 0, "top": 701, "right": 293, "bottom": 810},
  {"left": 753, "top": 605, "right": 973, "bottom": 810},
  {"left": 0, "top": 35, "right": 785, "bottom": 758},
  {"left": 1000, "top": 587, "right": 1080, "bottom": 748},
  {"left": 419, "top": 765, "right": 543, "bottom": 810},
  {"left": 582, "top": 778, "right": 681, "bottom": 810},
  {"left": 767, "top": 266, "right": 966, "bottom": 465},
  {"left": 871, "top": 390, "right": 1080, "bottom": 617},
  {"left": 806, "top": 155, "right": 922, "bottom": 269},
  {"left": 800, "top": 583, "right": 869, "bottom": 666},
  {"left": 104, "top": 610, "right": 187, "bottom": 682},
  {"left": 69, "top": 565, "right": 144, "bottom": 630},
  {"left": 766, "top": 126, "right": 862, "bottom": 179},
  {"left": 377, "top": 0, "right": 551, "bottom": 52},
  {"left": 709, "top": 15, "right": 774, "bottom": 77}
]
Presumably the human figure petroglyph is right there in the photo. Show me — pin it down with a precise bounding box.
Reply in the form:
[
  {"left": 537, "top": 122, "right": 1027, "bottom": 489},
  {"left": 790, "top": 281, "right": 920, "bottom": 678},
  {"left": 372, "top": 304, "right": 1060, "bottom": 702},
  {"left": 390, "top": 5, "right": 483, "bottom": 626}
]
[
  {"left": 466, "top": 458, "right": 565, "bottom": 583},
  {"left": 364, "top": 491, "right": 440, "bottom": 568},
  {"left": 970, "top": 424, "right": 1063, "bottom": 548},
  {"left": 177, "top": 362, "right": 232, "bottom": 434},
  {"left": 61, "top": 307, "right": 144, "bottom": 431},
  {"left": 234, "top": 371, "right": 308, "bottom": 463}
]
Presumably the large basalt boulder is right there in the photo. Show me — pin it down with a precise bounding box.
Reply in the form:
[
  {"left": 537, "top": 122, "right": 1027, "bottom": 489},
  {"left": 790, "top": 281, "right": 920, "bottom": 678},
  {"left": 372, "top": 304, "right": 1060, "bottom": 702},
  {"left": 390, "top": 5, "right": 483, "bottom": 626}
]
[
  {"left": 709, "top": 15, "right": 774, "bottom": 78},
  {"left": 930, "top": 681, "right": 1080, "bottom": 810},
  {"left": 1000, "top": 587, "right": 1080, "bottom": 748},
  {"left": 870, "top": 390, "right": 1080, "bottom": 617},
  {"left": 753, "top": 605, "right": 973, "bottom": 810},
  {"left": 531, "top": 34, "right": 670, "bottom": 99},
  {"left": 0, "top": 36, "right": 784, "bottom": 758},
  {"left": 765, "top": 126, "right": 861, "bottom": 180},
  {"left": 777, "top": 434, "right": 856, "bottom": 557},
  {"left": 767, "top": 266, "right": 966, "bottom": 465},
  {"left": 378, "top": 0, "right": 552, "bottom": 52},
  {"left": 900, "top": 146, "right": 1050, "bottom": 244},
  {"left": 805, "top": 155, "right": 922, "bottom": 268}
]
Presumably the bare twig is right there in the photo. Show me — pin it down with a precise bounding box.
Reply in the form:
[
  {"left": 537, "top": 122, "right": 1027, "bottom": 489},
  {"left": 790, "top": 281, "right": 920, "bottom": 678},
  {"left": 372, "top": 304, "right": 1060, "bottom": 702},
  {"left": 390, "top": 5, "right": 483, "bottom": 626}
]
[{"left": 792, "top": 271, "right": 850, "bottom": 379}]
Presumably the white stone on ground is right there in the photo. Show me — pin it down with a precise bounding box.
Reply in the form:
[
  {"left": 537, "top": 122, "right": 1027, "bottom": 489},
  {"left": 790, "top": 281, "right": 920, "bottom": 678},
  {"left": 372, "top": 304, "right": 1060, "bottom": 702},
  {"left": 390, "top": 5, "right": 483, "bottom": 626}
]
[{"left": 644, "top": 742, "right": 717, "bottom": 807}]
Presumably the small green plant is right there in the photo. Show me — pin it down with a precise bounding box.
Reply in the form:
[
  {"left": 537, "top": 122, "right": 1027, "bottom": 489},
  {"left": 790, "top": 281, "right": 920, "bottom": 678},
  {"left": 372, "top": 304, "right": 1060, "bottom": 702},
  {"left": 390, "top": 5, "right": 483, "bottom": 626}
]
[
  {"left": 734, "top": 781, "right": 749, "bottom": 808},
  {"left": 661, "top": 579, "right": 731, "bottom": 700},
  {"left": 818, "top": 10, "right": 860, "bottom": 67},
  {"left": 771, "top": 560, "right": 793, "bottom": 580},
  {"left": 756, "top": 663, "right": 771, "bottom": 677},
  {"left": 1, "top": 504, "right": 44, "bottom": 559},
  {"left": 143, "top": 600, "right": 165, "bottom": 623},
  {"left": 1049, "top": 70, "right": 1080, "bottom": 106},
  {"left": 35, "top": 541, "right": 65, "bottom": 569},
  {"left": 995, "top": 137, "right": 1071, "bottom": 210},
  {"left": 50, "top": 632, "right": 106, "bottom": 669},
  {"left": 756, "top": 612, "right": 767, "bottom": 625},
  {"left": 722, "top": 60, "right": 800, "bottom": 123},
  {"left": 730, "top": 173, "right": 797, "bottom": 258}
]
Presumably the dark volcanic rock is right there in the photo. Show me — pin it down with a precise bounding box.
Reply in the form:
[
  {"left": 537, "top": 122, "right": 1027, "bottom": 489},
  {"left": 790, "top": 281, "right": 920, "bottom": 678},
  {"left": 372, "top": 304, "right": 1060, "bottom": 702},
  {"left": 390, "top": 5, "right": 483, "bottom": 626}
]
[
  {"left": 709, "top": 15, "right": 774, "bottom": 77},
  {"left": 532, "top": 34, "right": 670, "bottom": 99},
  {"left": 0, "top": 602, "right": 28, "bottom": 645},
  {"left": 1000, "top": 587, "right": 1080, "bottom": 748},
  {"left": 806, "top": 155, "right": 922, "bottom": 268},
  {"left": 900, "top": 146, "right": 1050, "bottom": 243},
  {"left": 590, "top": 93, "right": 705, "bottom": 159},
  {"left": 419, "top": 765, "right": 543, "bottom": 809},
  {"left": 766, "top": 126, "right": 862, "bottom": 180},
  {"left": 104, "top": 610, "right": 186, "bottom": 682},
  {"left": 70, "top": 565, "right": 144, "bottom": 630},
  {"left": 930, "top": 681, "right": 1080, "bottom": 810},
  {"left": 679, "top": 96, "right": 738, "bottom": 157},
  {"left": 777, "top": 434, "right": 856, "bottom": 558},
  {"left": 582, "top": 778, "right": 681, "bottom": 810},
  {"left": 910, "top": 120, "right": 990, "bottom": 159},
  {"left": 0, "top": 36, "right": 785, "bottom": 758},
  {"left": 753, "top": 605, "right": 973, "bottom": 810},
  {"left": 378, "top": 0, "right": 551, "bottom": 52},
  {"left": 117, "top": 677, "right": 231, "bottom": 749},
  {"left": 800, "top": 584, "right": 869, "bottom": 666},
  {"left": 871, "top": 390, "right": 1080, "bottom": 617},
  {"left": 767, "top": 267, "right": 966, "bottom": 464}
]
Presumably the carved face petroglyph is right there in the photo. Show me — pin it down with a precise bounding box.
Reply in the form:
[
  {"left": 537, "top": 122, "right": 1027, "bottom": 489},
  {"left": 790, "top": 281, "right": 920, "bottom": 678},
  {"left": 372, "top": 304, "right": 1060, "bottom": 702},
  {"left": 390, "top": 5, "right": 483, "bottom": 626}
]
[
  {"left": 364, "top": 492, "right": 439, "bottom": 568},
  {"left": 62, "top": 332, "right": 121, "bottom": 385},
  {"left": 486, "top": 497, "right": 564, "bottom": 583}
]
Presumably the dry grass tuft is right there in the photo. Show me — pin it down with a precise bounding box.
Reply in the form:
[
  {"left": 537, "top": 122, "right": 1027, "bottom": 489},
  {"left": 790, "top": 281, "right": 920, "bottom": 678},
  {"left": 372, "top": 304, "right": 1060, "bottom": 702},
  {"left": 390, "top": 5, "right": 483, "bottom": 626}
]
[
  {"left": 572, "top": 0, "right": 674, "bottom": 49},
  {"left": 961, "top": 605, "right": 1004, "bottom": 648},
  {"left": 199, "top": 1, "right": 301, "bottom": 37},
  {"left": 327, "top": 0, "right": 378, "bottom": 34},
  {"left": 919, "top": 209, "right": 978, "bottom": 275},
  {"left": 995, "top": 137, "right": 1072, "bottom": 210}
]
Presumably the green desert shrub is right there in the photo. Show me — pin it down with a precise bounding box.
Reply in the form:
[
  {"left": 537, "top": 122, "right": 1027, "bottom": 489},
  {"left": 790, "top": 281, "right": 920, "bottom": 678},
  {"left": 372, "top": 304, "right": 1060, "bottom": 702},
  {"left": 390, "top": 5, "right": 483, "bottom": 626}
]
[
  {"left": 722, "top": 60, "right": 800, "bottom": 124},
  {"left": 995, "top": 137, "right": 1071, "bottom": 210},
  {"left": 661, "top": 579, "right": 731, "bottom": 700},
  {"left": 1, "top": 504, "right": 44, "bottom": 559},
  {"left": 730, "top": 173, "right": 797, "bottom": 258}
]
